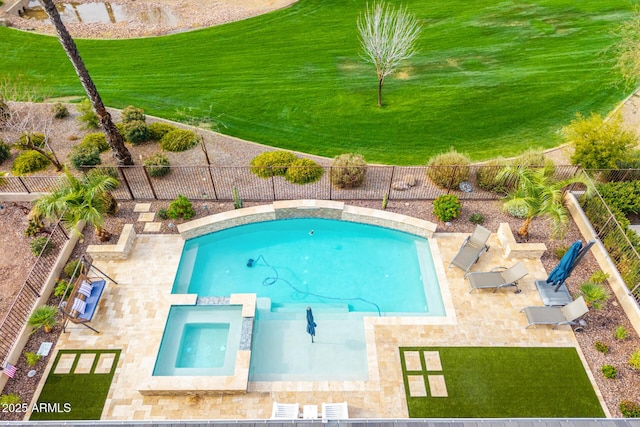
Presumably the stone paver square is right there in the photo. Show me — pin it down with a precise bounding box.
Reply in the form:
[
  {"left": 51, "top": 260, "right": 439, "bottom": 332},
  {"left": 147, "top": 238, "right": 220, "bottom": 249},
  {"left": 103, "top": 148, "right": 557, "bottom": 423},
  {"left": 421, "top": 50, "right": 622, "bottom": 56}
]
[
  {"left": 75, "top": 353, "right": 96, "bottom": 374},
  {"left": 143, "top": 222, "right": 162, "bottom": 232},
  {"left": 424, "top": 351, "right": 442, "bottom": 371},
  {"left": 428, "top": 375, "right": 448, "bottom": 397},
  {"left": 138, "top": 212, "right": 155, "bottom": 222},
  {"left": 133, "top": 203, "right": 151, "bottom": 212},
  {"left": 95, "top": 352, "right": 116, "bottom": 374},
  {"left": 404, "top": 351, "right": 422, "bottom": 371},
  {"left": 53, "top": 353, "right": 76, "bottom": 374},
  {"left": 407, "top": 375, "right": 427, "bottom": 397}
]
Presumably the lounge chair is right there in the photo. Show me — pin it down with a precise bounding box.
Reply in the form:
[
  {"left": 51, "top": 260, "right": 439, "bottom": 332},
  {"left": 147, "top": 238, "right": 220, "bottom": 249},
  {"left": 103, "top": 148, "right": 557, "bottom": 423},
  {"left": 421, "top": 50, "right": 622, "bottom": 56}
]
[
  {"left": 465, "top": 261, "right": 528, "bottom": 294},
  {"left": 271, "top": 402, "right": 299, "bottom": 419},
  {"left": 520, "top": 296, "right": 589, "bottom": 330},
  {"left": 449, "top": 225, "right": 491, "bottom": 273},
  {"left": 322, "top": 402, "right": 349, "bottom": 420}
]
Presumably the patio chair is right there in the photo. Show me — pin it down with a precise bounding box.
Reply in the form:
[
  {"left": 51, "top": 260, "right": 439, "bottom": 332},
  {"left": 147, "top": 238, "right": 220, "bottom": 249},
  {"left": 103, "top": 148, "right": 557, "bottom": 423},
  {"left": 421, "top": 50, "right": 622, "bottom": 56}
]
[
  {"left": 520, "top": 296, "right": 589, "bottom": 330},
  {"left": 449, "top": 225, "right": 491, "bottom": 273},
  {"left": 271, "top": 402, "right": 300, "bottom": 419},
  {"left": 322, "top": 402, "right": 349, "bottom": 420},
  {"left": 465, "top": 261, "right": 528, "bottom": 294}
]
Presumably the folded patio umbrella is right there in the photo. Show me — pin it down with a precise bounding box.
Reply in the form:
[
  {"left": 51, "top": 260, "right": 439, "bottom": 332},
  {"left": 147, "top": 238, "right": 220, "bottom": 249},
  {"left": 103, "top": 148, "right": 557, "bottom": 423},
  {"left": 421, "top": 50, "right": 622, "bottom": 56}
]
[
  {"left": 546, "top": 240, "right": 583, "bottom": 290},
  {"left": 306, "top": 307, "right": 317, "bottom": 343}
]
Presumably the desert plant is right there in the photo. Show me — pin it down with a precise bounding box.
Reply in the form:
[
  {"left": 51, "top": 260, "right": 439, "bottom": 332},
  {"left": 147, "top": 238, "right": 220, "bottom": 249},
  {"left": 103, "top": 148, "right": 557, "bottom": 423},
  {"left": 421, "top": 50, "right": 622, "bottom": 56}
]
[
  {"left": 433, "top": 194, "right": 462, "bottom": 222},
  {"left": 24, "top": 218, "right": 44, "bottom": 237},
  {"left": 160, "top": 129, "right": 199, "bottom": 152},
  {"left": 285, "top": 158, "right": 324, "bottom": 184},
  {"left": 594, "top": 341, "right": 610, "bottom": 354},
  {"left": 52, "top": 102, "right": 69, "bottom": 119},
  {"left": 81, "top": 132, "right": 109, "bottom": 153},
  {"left": 24, "top": 351, "right": 41, "bottom": 367},
  {"left": 601, "top": 364, "right": 617, "bottom": 379},
  {"left": 123, "top": 120, "right": 151, "bottom": 145},
  {"left": 11, "top": 150, "right": 50, "bottom": 175},
  {"left": 0, "top": 139, "right": 10, "bottom": 164},
  {"left": 476, "top": 158, "right": 508, "bottom": 193},
  {"left": 53, "top": 278, "right": 72, "bottom": 299},
  {"left": 16, "top": 131, "right": 46, "bottom": 149},
  {"left": 621, "top": 400, "right": 640, "bottom": 418},
  {"left": 426, "top": 148, "right": 471, "bottom": 189},
  {"left": 144, "top": 153, "right": 171, "bottom": 177},
  {"left": 504, "top": 203, "right": 529, "bottom": 218},
  {"left": 148, "top": 122, "right": 177, "bottom": 140},
  {"left": 579, "top": 282, "right": 611, "bottom": 310},
  {"left": 250, "top": 151, "right": 298, "bottom": 178},
  {"left": 69, "top": 143, "right": 101, "bottom": 170},
  {"left": 469, "top": 213, "right": 485, "bottom": 225},
  {"left": 0, "top": 394, "right": 22, "bottom": 405},
  {"left": 120, "top": 105, "right": 145, "bottom": 124},
  {"left": 167, "top": 195, "right": 195, "bottom": 220},
  {"left": 331, "top": 153, "right": 367, "bottom": 188},
  {"left": 232, "top": 186, "right": 243, "bottom": 209},
  {"left": 157, "top": 208, "right": 168, "bottom": 220},
  {"left": 615, "top": 325, "right": 630, "bottom": 341},
  {"left": 589, "top": 270, "right": 609, "bottom": 285},
  {"left": 553, "top": 245, "right": 569, "bottom": 259},
  {"left": 382, "top": 193, "right": 388, "bottom": 210},
  {"left": 630, "top": 349, "right": 640, "bottom": 370},
  {"left": 510, "top": 148, "right": 555, "bottom": 176},
  {"left": 76, "top": 98, "right": 99, "bottom": 129},
  {"left": 63, "top": 259, "right": 82, "bottom": 278},
  {"left": 29, "top": 236, "right": 54, "bottom": 257},
  {"left": 27, "top": 305, "right": 58, "bottom": 333}
]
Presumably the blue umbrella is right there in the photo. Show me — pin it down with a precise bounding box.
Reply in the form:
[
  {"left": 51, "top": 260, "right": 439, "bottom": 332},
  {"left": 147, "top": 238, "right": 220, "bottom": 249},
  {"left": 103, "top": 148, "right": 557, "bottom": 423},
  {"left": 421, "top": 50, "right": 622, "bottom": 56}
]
[
  {"left": 546, "top": 240, "right": 583, "bottom": 290},
  {"left": 306, "top": 307, "right": 317, "bottom": 343}
]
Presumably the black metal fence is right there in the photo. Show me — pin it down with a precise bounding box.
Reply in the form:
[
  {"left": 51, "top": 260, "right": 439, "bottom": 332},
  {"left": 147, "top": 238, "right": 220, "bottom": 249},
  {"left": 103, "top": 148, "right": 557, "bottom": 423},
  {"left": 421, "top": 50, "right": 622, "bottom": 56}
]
[
  {"left": 0, "top": 164, "right": 583, "bottom": 202},
  {"left": 0, "top": 219, "right": 69, "bottom": 367}
]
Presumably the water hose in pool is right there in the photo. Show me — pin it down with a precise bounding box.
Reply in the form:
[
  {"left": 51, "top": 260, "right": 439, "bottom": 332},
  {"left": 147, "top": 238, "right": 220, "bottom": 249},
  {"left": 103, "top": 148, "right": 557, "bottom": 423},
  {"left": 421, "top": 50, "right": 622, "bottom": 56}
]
[{"left": 247, "top": 254, "right": 382, "bottom": 316}]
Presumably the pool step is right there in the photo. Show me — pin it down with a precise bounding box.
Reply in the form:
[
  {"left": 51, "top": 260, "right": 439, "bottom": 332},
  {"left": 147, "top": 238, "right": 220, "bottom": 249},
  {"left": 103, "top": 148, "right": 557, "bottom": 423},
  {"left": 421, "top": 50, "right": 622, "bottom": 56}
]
[{"left": 271, "top": 302, "right": 351, "bottom": 314}]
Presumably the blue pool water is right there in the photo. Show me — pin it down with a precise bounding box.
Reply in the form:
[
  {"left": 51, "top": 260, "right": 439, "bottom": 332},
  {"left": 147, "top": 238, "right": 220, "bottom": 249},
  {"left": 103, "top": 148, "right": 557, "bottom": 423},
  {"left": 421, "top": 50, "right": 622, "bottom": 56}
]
[
  {"left": 172, "top": 218, "right": 444, "bottom": 316},
  {"left": 176, "top": 323, "right": 229, "bottom": 368}
]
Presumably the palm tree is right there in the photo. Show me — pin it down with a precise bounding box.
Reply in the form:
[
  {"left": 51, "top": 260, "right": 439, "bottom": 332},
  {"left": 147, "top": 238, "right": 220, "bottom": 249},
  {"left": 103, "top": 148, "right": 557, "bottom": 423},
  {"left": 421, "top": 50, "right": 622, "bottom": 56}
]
[
  {"left": 31, "top": 169, "right": 119, "bottom": 241},
  {"left": 28, "top": 305, "right": 58, "bottom": 333},
  {"left": 38, "top": 0, "right": 133, "bottom": 165},
  {"left": 497, "top": 166, "right": 594, "bottom": 239}
]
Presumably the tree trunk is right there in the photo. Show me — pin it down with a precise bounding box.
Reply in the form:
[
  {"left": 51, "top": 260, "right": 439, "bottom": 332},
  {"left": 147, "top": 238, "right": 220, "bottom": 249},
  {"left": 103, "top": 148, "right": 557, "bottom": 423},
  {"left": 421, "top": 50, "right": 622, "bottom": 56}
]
[
  {"left": 518, "top": 217, "right": 532, "bottom": 240},
  {"left": 24, "top": 134, "right": 63, "bottom": 171},
  {"left": 377, "top": 77, "right": 384, "bottom": 107},
  {"left": 39, "top": 0, "right": 134, "bottom": 166}
]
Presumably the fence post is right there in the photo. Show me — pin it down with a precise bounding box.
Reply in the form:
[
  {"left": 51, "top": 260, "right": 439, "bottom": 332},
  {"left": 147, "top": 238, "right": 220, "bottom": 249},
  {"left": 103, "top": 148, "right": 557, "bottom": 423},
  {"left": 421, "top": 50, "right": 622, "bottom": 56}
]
[
  {"left": 446, "top": 166, "right": 458, "bottom": 194},
  {"left": 207, "top": 166, "right": 218, "bottom": 200},
  {"left": 142, "top": 166, "right": 158, "bottom": 200},
  {"left": 386, "top": 166, "right": 396, "bottom": 200},
  {"left": 118, "top": 167, "right": 135, "bottom": 200},
  {"left": 17, "top": 176, "right": 30, "bottom": 193},
  {"left": 270, "top": 167, "right": 276, "bottom": 201},
  {"left": 329, "top": 166, "right": 332, "bottom": 200}
]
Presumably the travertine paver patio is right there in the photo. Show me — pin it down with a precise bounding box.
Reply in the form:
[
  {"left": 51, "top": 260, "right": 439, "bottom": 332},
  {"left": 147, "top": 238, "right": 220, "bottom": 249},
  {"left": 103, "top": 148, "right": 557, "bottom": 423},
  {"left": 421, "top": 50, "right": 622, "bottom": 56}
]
[{"left": 37, "top": 226, "right": 607, "bottom": 420}]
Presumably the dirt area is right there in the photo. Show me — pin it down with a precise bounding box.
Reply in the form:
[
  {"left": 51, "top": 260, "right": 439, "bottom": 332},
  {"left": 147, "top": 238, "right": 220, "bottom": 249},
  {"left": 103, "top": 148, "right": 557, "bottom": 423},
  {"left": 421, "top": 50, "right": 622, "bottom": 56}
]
[{"left": 0, "top": 0, "right": 297, "bottom": 39}]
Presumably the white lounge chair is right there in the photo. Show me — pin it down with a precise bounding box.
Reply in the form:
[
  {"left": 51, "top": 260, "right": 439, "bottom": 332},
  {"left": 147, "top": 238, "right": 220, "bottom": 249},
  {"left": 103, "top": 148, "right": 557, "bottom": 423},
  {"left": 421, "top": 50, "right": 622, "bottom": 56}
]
[
  {"left": 322, "top": 402, "right": 349, "bottom": 420},
  {"left": 520, "top": 296, "right": 589, "bottom": 330},
  {"left": 465, "top": 261, "right": 528, "bottom": 294},
  {"left": 449, "top": 225, "right": 491, "bottom": 273},
  {"left": 271, "top": 402, "right": 299, "bottom": 419}
]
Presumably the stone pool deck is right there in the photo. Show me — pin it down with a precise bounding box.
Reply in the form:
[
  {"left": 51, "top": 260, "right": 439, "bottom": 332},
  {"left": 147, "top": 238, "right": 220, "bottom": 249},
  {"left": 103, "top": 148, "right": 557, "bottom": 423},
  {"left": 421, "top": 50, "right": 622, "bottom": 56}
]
[{"left": 31, "top": 204, "right": 607, "bottom": 420}]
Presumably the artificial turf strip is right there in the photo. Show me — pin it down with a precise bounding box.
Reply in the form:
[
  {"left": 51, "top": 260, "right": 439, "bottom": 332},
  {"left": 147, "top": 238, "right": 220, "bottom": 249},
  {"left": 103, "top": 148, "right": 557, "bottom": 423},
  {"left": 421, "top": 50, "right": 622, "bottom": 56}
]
[
  {"left": 401, "top": 347, "right": 605, "bottom": 418},
  {"left": 30, "top": 349, "right": 121, "bottom": 421},
  {"left": 0, "top": 0, "right": 633, "bottom": 164}
]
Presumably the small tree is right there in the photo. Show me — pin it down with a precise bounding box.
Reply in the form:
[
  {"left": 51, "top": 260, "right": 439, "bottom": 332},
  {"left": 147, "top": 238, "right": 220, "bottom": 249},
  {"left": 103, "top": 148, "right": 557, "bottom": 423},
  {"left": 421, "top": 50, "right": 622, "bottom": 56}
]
[{"left": 357, "top": 2, "right": 421, "bottom": 107}]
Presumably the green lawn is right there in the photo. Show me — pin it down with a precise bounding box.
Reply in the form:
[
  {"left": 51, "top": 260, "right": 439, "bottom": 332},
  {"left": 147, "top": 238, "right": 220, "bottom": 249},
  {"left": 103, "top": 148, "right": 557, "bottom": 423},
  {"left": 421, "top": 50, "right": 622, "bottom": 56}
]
[
  {"left": 400, "top": 347, "right": 605, "bottom": 418},
  {"left": 0, "top": 0, "right": 633, "bottom": 164},
  {"left": 30, "top": 349, "right": 120, "bottom": 421}
]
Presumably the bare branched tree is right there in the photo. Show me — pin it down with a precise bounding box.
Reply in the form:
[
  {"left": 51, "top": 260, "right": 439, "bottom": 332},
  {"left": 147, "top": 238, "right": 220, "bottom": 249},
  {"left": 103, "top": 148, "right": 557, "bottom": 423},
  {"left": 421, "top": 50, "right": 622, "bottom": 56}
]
[
  {"left": 357, "top": 2, "right": 421, "bottom": 107},
  {"left": 38, "top": 0, "right": 134, "bottom": 165}
]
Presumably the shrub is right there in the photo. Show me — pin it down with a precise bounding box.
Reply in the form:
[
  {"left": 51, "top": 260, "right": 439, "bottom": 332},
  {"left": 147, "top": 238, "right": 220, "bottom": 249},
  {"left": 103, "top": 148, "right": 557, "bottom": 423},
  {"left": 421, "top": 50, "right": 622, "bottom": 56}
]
[
  {"left": 30, "top": 236, "right": 54, "bottom": 257},
  {"left": 25, "top": 351, "right": 41, "bottom": 367},
  {"left": 601, "top": 365, "right": 617, "bottom": 379},
  {"left": 589, "top": 270, "right": 609, "bottom": 285},
  {"left": 24, "top": 218, "right": 44, "bottom": 237},
  {"left": 469, "top": 213, "right": 485, "bottom": 225},
  {"left": 64, "top": 259, "right": 81, "bottom": 278},
  {"left": 630, "top": 349, "right": 640, "bottom": 370},
  {"left": 27, "top": 305, "right": 58, "bottom": 333},
  {"left": 121, "top": 105, "right": 145, "bottom": 124},
  {"left": 594, "top": 341, "right": 609, "bottom": 354},
  {"left": 382, "top": 193, "right": 388, "bottom": 210},
  {"left": 87, "top": 166, "right": 119, "bottom": 183},
  {"left": 167, "top": 195, "right": 195, "bottom": 220},
  {"left": 476, "top": 158, "right": 508, "bottom": 193},
  {"left": 0, "top": 394, "right": 22, "bottom": 405},
  {"left": 81, "top": 132, "right": 109, "bottom": 153},
  {"left": 77, "top": 98, "right": 99, "bottom": 129},
  {"left": 69, "top": 144, "right": 101, "bottom": 170},
  {"left": 0, "top": 139, "right": 11, "bottom": 164},
  {"left": 144, "top": 153, "right": 171, "bottom": 177},
  {"left": 615, "top": 325, "right": 630, "bottom": 341},
  {"left": 620, "top": 400, "right": 640, "bottom": 418},
  {"left": 52, "top": 102, "right": 69, "bottom": 119},
  {"left": 160, "top": 129, "right": 199, "bottom": 152},
  {"left": 504, "top": 203, "right": 529, "bottom": 218},
  {"left": 157, "top": 208, "right": 168, "bottom": 220},
  {"left": 510, "top": 148, "right": 555, "bottom": 176},
  {"left": 285, "top": 158, "right": 324, "bottom": 184},
  {"left": 250, "top": 151, "right": 298, "bottom": 178},
  {"left": 331, "top": 153, "right": 367, "bottom": 188},
  {"left": 426, "top": 148, "right": 471, "bottom": 189},
  {"left": 123, "top": 120, "right": 151, "bottom": 145},
  {"left": 232, "top": 187, "right": 243, "bottom": 209},
  {"left": 433, "top": 194, "right": 462, "bottom": 222},
  {"left": 579, "top": 282, "right": 611, "bottom": 310},
  {"left": 53, "top": 279, "right": 72, "bottom": 299},
  {"left": 553, "top": 245, "right": 569, "bottom": 259},
  {"left": 148, "top": 122, "right": 177, "bottom": 141},
  {"left": 11, "top": 150, "right": 50, "bottom": 175},
  {"left": 563, "top": 112, "right": 637, "bottom": 169},
  {"left": 16, "top": 131, "right": 46, "bottom": 149}
]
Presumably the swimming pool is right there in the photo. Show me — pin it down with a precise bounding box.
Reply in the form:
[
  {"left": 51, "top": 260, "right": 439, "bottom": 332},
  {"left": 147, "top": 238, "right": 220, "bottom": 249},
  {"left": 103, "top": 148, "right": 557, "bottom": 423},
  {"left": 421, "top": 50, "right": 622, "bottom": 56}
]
[{"left": 172, "top": 218, "right": 444, "bottom": 316}]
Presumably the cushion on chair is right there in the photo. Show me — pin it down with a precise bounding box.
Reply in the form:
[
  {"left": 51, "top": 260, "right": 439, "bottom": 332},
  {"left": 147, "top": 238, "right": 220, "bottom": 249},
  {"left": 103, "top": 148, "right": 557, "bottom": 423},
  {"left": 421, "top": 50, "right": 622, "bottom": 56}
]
[
  {"left": 72, "top": 297, "right": 86, "bottom": 315},
  {"left": 78, "top": 281, "right": 93, "bottom": 297}
]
